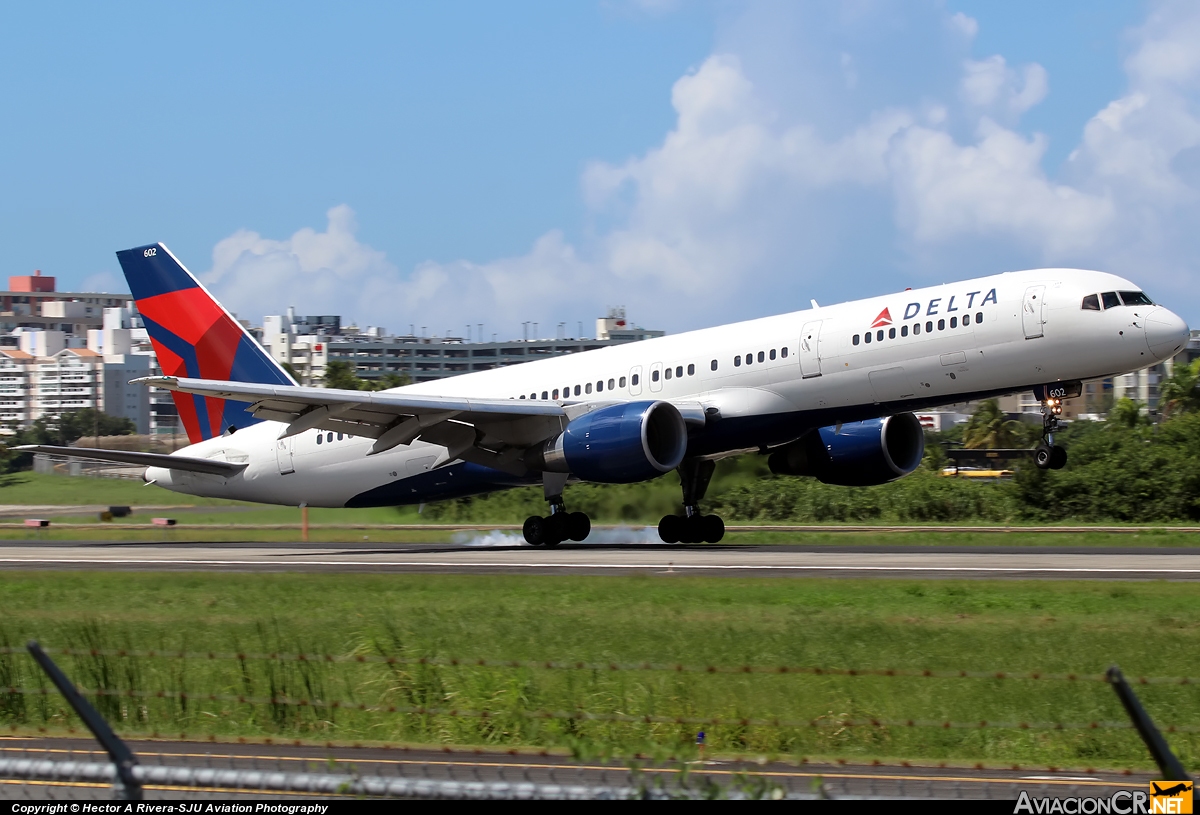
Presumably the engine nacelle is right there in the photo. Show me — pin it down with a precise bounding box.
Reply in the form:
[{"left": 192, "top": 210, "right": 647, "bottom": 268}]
[
  {"left": 768, "top": 413, "right": 925, "bottom": 487},
  {"left": 529, "top": 401, "right": 688, "bottom": 483}
]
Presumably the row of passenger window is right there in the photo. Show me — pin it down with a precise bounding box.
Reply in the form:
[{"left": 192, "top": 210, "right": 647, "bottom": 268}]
[
  {"left": 732, "top": 347, "right": 788, "bottom": 368},
  {"left": 315, "top": 431, "right": 348, "bottom": 445},
  {"left": 852, "top": 312, "right": 983, "bottom": 347},
  {"left": 520, "top": 374, "right": 636, "bottom": 401},
  {"left": 1081, "top": 290, "right": 1153, "bottom": 310}
]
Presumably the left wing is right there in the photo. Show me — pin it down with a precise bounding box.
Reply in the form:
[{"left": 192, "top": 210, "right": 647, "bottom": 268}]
[{"left": 135, "top": 376, "right": 572, "bottom": 475}]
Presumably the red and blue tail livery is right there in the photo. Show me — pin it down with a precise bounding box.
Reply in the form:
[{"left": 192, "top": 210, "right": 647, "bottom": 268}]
[{"left": 116, "top": 243, "right": 295, "bottom": 443}]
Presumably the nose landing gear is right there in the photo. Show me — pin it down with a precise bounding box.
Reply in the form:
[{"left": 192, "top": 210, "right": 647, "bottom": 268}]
[
  {"left": 658, "top": 459, "right": 726, "bottom": 543},
  {"left": 1034, "top": 396, "right": 1068, "bottom": 470},
  {"left": 523, "top": 472, "right": 590, "bottom": 547}
]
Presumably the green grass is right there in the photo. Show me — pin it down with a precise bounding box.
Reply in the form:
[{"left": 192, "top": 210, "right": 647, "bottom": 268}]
[{"left": 1, "top": 571, "right": 1196, "bottom": 768}]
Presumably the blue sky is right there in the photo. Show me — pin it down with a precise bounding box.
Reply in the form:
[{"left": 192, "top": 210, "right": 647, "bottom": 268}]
[{"left": 3, "top": 1, "right": 1198, "bottom": 337}]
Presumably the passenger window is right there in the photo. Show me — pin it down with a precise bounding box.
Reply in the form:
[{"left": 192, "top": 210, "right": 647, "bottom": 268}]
[
  {"left": 520, "top": 395, "right": 526, "bottom": 399},
  {"left": 686, "top": 364, "right": 694, "bottom": 376},
  {"left": 1119, "top": 291, "right": 1154, "bottom": 306},
  {"left": 864, "top": 332, "right": 872, "bottom": 344},
  {"left": 337, "top": 432, "right": 343, "bottom": 441},
  {"left": 596, "top": 381, "right": 603, "bottom": 392},
  {"left": 853, "top": 334, "right": 860, "bottom": 346},
  {"left": 327, "top": 433, "right": 334, "bottom": 443},
  {"left": 574, "top": 385, "right": 581, "bottom": 396},
  {"left": 585, "top": 383, "right": 592, "bottom": 394},
  {"left": 888, "top": 328, "right": 896, "bottom": 339},
  {"left": 938, "top": 319, "right": 945, "bottom": 330},
  {"left": 756, "top": 352, "right": 764, "bottom": 363},
  {"left": 876, "top": 330, "right": 884, "bottom": 342},
  {"left": 608, "top": 378, "right": 615, "bottom": 389},
  {"left": 745, "top": 353, "right": 753, "bottom": 365},
  {"left": 901, "top": 325, "right": 908, "bottom": 337},
  {"left": 316, "top": 433, "right": 323, "bottom": 445},
  {"left": 541, "top": 391, "right": 548, "bottom": 400},
  {"left": 1081, "top": 294, "right": 1100, "bottom": 311},
  {"left": 734, "top": 356, "right": 742, "bottom": 366},
  {"left": 710, "top": 360, "right": 718, "bottom": 371},
  {"left": 619, "top": 377, "right": 626, "bottom": 388},
  {"left": 925, "top": 321, "right": 933, "bottom": 333},
  {"left": 676, "top": 365, "right": 683, "bottom": 377},
  {"left": 962, "top": 314, "right": 970, "bottom": 326},
  {"left": 553, "top": 388, "right": 559, "bottom": 399},
  {"left": 781, "top": 347, "right": 788, "bottom": 358},
  {"left": 975, "top": 311, "right": 983, "bottom": 323},
  {"left": 950, "top": 317, "right": 957, "bottom": 329},
  {"left": 531, "top": 393, "right": 536, "bottom": 399},
  {"left": 913, "top": 323, "right": 921, "bottom": 335},
  {"left": 652, "top": 369, "right": 660, "bottom": 381},
  {"left": 631, "top": 374, "right": 639, "bottom": 386},
  {"left": 769, "top": 349, "right": 776, "bottom": 360},
  {"left": 1101, "top": 291, "right": 1121, "bottom": 309},
  {"left": 664, "top": 368, "right": 672, "bottom": 380}
]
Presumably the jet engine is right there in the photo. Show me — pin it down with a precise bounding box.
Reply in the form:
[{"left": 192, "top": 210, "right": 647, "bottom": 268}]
[
  {"left": 768, "top": 413, "right": 925, "bottom": 487},
  {"left": 528, "top": 401, "right": 688, "bottom": 483}
]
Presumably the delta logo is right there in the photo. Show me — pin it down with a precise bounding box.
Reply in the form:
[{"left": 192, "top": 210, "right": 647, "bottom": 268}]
[{"left": 868, "top": 288, "right": 1000, "bottom": 329}]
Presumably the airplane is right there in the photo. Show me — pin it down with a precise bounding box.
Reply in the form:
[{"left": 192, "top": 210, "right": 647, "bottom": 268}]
[
  {"left": 1151, "top": 782, "right": 1192, "bottom": 797},
  {"left": 20, "top": 243, "right": 1190, "bottom": 546}
]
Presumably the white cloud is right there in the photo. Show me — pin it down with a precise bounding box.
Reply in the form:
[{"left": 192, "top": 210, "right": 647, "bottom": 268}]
[
  {"left": 208, "top": 1, "right": 1200, "bottom": 335},
  {"left": 960, "top": 55, "right": 1048, "bottom": 118}
]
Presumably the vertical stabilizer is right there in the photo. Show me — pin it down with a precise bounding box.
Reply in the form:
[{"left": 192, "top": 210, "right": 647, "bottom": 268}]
[{"left": 116, "top": 243, "right": 294, "bottom": 443}]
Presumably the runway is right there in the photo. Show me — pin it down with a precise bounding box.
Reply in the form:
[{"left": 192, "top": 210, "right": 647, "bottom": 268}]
[
  {"left": 0, "top": 736, "right": 1159, "bottom": 800},
  {"left": 1, "top": 539, "right": 1200, "bottom": 578}
]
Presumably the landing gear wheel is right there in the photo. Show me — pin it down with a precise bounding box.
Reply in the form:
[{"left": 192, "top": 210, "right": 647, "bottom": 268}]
[
  {"left": 658, "top": 515, "right": 683, "bottom": 544},
  {"left": 702, "top": 514, "right": 725, "bottom": 544},
  {"left": 542, "top": 513, "right": 568, "bottom": 548},
  {"left": 1050, "top": 445, "right": 1067, "bottom": 470},
  {"left": 567, "top": 511, "right": 590, "bottom": 541},
  {"left": 523, "top": 515, "right": 546, "bottom": 546},
  {"left": 1034, "top": 444, "right": 1053, "bottom": 470}
]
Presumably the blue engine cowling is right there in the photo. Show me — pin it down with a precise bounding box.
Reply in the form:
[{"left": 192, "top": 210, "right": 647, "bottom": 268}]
[
  {"left": 767, "top": 413, "right": 925, "bottom": 486},
  {"left": 531, "top": 401, "right": 689, "bottom": 483}
]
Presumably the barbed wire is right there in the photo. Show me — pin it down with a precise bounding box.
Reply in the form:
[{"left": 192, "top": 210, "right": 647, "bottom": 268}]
[
  {"left": 0, "top": 646, "right": 1192, "bottom": 685},
  {"left": 3, "top": 685, "right": 1196, "bottom": 734}
]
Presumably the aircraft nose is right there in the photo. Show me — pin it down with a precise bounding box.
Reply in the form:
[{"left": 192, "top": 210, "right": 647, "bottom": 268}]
[{"left": 1144, "top": 307, "right": 1190, "bottom": 360}]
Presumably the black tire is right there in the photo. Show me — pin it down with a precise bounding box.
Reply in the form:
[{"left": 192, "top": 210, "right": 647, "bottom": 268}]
[
  {"left": 522, "top": 516, "right": 545, "bottom": 546},
  {"left": 679, "top": 515, "right": 702, "bottom": 544},
  {"left": 1050, "top": 445, "right": 1067, "bottom": 470},
  {"left": 543, "top": 513, "right": 568, "bottom": 547},
  {"left": 1034, "top": 445, "right": 1053, "bottom": 470},
  {"left": 658, "top": 515, "right": 682, "bottom": 544},
  {"left": 568, "top": 511, "right": 590, "bottom": 541},
  {"left": 702, "top": 514, "right": 725, "bottom": 544}
]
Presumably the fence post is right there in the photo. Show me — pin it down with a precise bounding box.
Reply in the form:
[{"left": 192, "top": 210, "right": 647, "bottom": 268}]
[
  {"left": 26, "top": 641, "right": 143, "bottom": 800},
  {"left": 1107, "top": 665, "right": 1192, "bottom": 782}
]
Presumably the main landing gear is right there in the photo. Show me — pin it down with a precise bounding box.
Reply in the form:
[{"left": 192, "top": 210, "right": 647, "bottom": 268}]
[
  {"left": 1034, "top": 395, "right": 1068, "bottom": 471},
  {"left": 523, "top": 472, "right": 591, "bottom": 547},
  {"left": 658, "top": 459, "right": 726, "bottom": 544}
]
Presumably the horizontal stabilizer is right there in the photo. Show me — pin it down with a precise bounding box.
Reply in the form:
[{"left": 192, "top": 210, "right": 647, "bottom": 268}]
[{"left": 14, "top": 445, "right": 247, "bottom": 477}]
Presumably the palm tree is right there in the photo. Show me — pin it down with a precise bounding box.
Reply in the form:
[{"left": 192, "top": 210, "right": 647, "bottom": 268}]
[
  {"left": 1109, "top": 397, "right": 1148, "bottom": 428},
  {"left": 1159, "top": 359, "right": 1200, "bottom": 417},
  {"left": 962, "top": 399, "right": 1025, "bottom": 449}
]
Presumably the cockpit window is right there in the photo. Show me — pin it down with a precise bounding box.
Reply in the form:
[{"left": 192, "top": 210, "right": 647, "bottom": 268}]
[
  {"left": 1119, "top": 291, "right": 1154, "bottom": 306},
  {"left": 1081, "top": 294, "right": 1100, "bottom": 311},
  {"left": 1101, "top": 291, "right": 1121, "bottom": 310}
]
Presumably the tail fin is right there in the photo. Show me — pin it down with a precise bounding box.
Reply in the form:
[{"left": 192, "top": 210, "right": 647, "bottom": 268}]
[{"left": 116, "top": 242, "right": 295, "bottom": 443}]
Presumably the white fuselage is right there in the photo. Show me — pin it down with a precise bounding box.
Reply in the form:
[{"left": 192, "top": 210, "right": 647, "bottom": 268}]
[{"left": 147, "top": 268, "right": 1189, "bottom": 507}]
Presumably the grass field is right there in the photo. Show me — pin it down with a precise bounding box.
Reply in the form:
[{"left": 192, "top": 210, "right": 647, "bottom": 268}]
[
  {"left": 4, "top": 473, "right": 1200, "bottom": 547},
  {"left": 1, "top": 571, "right": 1196, "bottom": 769}
]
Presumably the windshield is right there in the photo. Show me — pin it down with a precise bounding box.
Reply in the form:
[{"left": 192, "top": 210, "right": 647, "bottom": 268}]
[{"left": 1118, "top": 291, "right": 1154, "bottom": 306}]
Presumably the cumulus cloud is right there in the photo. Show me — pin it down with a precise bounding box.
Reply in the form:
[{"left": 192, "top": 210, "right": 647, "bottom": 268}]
[{"left": 209, "top": 0, "right": 1200, "bottom": 334}]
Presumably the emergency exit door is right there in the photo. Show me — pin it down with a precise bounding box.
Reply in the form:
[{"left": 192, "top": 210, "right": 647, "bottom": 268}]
[
  {"left": 798, "top": 320, "right": 823, "bottom": 378},
  {"left": 1022, "top": 285, "right": 1045, "bottom": 339}
]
